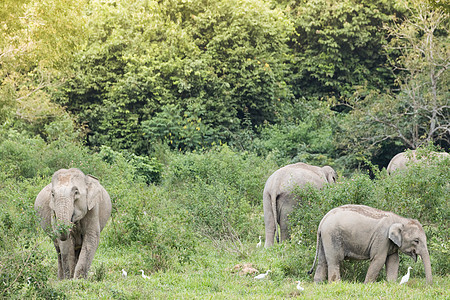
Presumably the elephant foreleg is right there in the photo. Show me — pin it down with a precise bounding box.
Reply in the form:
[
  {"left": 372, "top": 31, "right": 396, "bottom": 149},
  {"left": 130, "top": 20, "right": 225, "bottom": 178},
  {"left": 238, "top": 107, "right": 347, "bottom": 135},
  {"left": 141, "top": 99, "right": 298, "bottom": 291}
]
[
  {"left": 53, "top": 241, "right": 63, "bottom": 280},
  {"left": 385, "top": 253, "right": 399, "bottom": 282},
  {"left": 74, "top": 231, "right": 100, "bottom": 279},
  {"left": 59, "top": 238, "right": 76, "bottom": 279},
  {"left": 364, "top": 255, "right": 387, "bottom": 283}
]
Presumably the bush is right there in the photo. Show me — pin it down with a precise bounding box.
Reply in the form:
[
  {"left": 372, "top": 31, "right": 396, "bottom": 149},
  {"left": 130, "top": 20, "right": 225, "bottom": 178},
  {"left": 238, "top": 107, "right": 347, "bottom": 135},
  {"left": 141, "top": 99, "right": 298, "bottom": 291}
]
[
  {"left": 0, "top": 232, "right": 65, "bottom": 299},
  {"left": 163, "top": 146, "right": 277, "bottom": 241}
]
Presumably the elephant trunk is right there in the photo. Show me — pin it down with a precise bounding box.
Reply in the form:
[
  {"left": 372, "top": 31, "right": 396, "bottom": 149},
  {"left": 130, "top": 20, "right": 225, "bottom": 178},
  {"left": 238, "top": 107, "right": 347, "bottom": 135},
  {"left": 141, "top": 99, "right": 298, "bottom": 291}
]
[
  {"left": 53, "top": 197, "right": 73, "bottom": 241},
  {"left": 420, "top": 248, "right": 432, "bottom": 285}
]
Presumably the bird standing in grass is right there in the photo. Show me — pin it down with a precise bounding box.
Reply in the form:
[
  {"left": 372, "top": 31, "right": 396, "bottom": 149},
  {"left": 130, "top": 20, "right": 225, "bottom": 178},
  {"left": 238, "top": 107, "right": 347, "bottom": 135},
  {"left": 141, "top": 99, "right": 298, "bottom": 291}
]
[
  {"left": 122, "top": 269, "right": 127, "bottom": 278},
  {"left": 140, "top": 269, "right": 150, "bottom": 279},
  {"left": 256, "top": 236, "right": 262, "bottom": 248},
  {"left": 254, "top": 269, "right": 271, "bottom": 279},
  {"left": 296, "top": 281, "right": 304, "bottom": 291},
  {"left": 400, "top": 267, "right": 412, "bottom": 285}
]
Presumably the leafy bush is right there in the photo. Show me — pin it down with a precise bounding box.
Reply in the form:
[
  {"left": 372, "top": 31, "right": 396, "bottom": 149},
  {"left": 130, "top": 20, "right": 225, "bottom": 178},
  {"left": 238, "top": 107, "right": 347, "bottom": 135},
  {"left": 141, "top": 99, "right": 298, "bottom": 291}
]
[
  {"left": 98, "top": 146, "right": 162, "bottom": 184},
  {"left": 0, "top": 232, "right": 65, "bottom": 299},
  {"left": 164, "top": 146, "right": 277, "bottom": 242}
]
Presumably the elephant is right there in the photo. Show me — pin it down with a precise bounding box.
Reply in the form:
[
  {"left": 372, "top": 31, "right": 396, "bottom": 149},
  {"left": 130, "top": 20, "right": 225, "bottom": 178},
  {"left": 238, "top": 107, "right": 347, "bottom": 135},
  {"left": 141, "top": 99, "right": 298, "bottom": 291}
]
[
  {"left": 309, "top": 204, "right": 432, "bottom": 284},
  {"left": 34, "top": 168, "right": 112, "bottom": 279},
  {"left": 387, "top": 150, "right": 449, "bottom": 174},
  {"left": 263, "top": 162, "right": 337, "bottom": 248}
]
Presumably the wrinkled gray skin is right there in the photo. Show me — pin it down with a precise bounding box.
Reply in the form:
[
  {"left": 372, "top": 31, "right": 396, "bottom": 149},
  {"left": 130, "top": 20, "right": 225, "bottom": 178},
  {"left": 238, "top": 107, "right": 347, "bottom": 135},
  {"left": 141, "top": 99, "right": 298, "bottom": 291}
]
[
  {"left": 263, "top": 163, "right": 337, "bottom": 248},
  {"left": 35, "top": 168, "right": 112, "bottom": 279},
  {"left": 387, "top": 150, "right": 449, "bottom": 174},
  {"left": 309, "top": 205, "right": 432, "bottom": 284}
]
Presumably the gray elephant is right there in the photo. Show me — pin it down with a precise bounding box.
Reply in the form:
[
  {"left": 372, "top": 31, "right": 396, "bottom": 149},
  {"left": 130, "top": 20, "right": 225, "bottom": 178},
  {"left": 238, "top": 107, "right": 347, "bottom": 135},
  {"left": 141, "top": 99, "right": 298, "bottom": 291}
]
[
  {"left": 387, "top": 150, "right": 449, "bottom": 174},
  {"left": 35, "top": 168, "right": 112, "bottom": 279},
  {"left": 309, "top": 204, "right": 432, "bottom": 284},
  {"left": 263, "top": 163, "right": 337, "bottom": 247}
]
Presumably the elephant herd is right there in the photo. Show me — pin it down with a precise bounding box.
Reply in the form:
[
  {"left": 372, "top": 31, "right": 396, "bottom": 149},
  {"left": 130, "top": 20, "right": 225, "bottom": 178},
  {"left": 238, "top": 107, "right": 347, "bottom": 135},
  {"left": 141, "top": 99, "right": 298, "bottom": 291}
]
[{"left": 34, "top": 150, "right": 447, "bottom": 283}]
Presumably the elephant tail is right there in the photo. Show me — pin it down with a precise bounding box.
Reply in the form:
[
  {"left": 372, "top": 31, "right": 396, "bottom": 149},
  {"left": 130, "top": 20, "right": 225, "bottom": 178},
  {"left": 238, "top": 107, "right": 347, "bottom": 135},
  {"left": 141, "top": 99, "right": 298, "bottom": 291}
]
[{"left": 308, "top": 230, "right": 321, "bottom": 275}]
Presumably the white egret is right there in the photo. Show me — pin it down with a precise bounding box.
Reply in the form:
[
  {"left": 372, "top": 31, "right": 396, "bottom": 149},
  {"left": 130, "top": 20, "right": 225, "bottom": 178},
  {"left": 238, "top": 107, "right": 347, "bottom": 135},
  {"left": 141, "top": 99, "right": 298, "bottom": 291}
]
[
  {"left": 254, "top": 269, "right": 271, "bottom": 279},
  {"left": 139, "top": 269, "right": 150, "bottom": 279},
  {"left": 296, "top": 281, "right": 304, "bottom": 291},
  {"left": 121, "top": 269, "right": 127, "bottom": 277},
  {"left": 256, "top": 236, "right": 262, "bottom": 248},
  {"left": 400, "top": 267, "right": 412, "bottom": 285}
]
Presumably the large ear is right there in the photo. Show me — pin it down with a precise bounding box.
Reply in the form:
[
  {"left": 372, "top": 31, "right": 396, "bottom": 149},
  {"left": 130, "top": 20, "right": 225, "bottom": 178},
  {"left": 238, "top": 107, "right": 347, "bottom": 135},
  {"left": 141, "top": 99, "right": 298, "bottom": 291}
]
[
  {"left": 388, "top": 223, "right": 403, "bottom": 247},
  {"left": 34, "top": 184, "right": 53, "bottom": 231},
  {"left": 85, "top": 175, "right": 102, "bottom": 211}
]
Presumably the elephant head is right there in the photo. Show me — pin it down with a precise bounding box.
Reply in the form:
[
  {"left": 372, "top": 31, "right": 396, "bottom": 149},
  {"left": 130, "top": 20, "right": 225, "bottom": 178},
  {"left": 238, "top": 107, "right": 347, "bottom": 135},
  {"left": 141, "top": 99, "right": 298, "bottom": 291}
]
[
  {"left": 389, "top": 221, "right": 432, "bottom": 284},
  {"left": 321, "top": 166, "right": 337, "bottom": 183},
  {"left": 49, "top": 168, "right": 100, "bottom": 241}
]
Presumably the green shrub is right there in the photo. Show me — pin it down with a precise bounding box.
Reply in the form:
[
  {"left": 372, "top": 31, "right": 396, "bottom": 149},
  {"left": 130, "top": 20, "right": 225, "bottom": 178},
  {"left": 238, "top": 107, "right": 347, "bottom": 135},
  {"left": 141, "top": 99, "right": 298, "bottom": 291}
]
[
  {"left": 0, "top": 233, "right": 65, "bottom": 299},
  {"left": 163, "top": 146, "right": 276, "bottom": 241}
]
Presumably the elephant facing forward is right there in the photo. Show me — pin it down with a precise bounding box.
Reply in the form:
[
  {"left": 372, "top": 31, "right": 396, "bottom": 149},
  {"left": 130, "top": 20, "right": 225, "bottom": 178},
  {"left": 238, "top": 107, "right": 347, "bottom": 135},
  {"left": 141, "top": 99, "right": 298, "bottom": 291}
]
[
  {"left": 309, "top": 205, "right": 432, "bottom": 284},
  {"left": 263, "top": 163, "right": 337, "bottom": 248},
  {"left": 35, "top": 168, "right": 112, "bottom": 279}
]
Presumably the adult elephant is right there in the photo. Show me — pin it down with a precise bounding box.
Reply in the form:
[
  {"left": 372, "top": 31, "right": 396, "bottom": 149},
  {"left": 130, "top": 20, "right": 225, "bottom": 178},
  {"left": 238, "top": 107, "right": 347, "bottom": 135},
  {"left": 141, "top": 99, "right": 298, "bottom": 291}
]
[
  {"left": 387, "top": 150, "right": 449, "bottom": 174},
  {"left": 263, "top": 162, "right": 337, "bottom": 248},
  {"left": 309, "top": 204, "right": 432, "bottom": 284},
  {"left": 35, "top": 168, "right": 112, "bottom": 279}
]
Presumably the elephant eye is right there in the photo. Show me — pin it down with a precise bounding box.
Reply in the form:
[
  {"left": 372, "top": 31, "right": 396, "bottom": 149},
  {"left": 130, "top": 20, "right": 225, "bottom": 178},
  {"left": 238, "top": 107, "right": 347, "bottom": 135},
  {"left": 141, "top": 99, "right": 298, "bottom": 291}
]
[{"left": 413, "top": 239, "right": 419, "bottom": 244}]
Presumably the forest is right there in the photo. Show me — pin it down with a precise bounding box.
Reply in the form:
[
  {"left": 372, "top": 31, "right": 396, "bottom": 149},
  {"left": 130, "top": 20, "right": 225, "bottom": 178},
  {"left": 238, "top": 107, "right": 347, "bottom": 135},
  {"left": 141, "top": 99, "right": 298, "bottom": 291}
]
[{"left": 0, "top": 0, "right": 449, "bottom": 298}]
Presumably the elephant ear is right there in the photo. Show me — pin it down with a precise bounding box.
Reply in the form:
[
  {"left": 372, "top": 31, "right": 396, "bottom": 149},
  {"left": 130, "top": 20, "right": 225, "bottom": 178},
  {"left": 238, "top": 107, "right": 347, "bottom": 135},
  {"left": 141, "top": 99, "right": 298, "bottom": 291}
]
[
  {"left": 388, "top": 223, "right": 403, "bottom": 247},
  {"left": 85, "top": 175, "right": 102, "bottom": 211}
]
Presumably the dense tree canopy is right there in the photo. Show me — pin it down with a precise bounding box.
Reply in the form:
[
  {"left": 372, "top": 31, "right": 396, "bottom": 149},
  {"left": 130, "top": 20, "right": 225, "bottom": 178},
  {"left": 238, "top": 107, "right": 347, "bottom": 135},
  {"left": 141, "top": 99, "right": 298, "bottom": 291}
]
[{"left": 1, "top": 0, "right": 448, "bottom": 168}]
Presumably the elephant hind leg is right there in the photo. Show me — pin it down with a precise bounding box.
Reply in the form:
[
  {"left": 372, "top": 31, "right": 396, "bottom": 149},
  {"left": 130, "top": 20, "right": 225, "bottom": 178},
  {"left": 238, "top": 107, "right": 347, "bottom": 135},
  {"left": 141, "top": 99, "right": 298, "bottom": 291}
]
[{"left": 321, "top": 233, "right": 343, "bottom": 282}]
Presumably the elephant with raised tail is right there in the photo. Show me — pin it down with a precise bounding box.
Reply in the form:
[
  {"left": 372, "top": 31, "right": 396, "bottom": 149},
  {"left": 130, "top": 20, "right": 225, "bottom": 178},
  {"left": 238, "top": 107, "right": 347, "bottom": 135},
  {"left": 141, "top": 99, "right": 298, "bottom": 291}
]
[
  {"left": 35, "top": 168, "right": 112, "bottom": 279},
  {"left": 263, "top": 163, "right": 337, "bottom": 248},
  {"left": 309, "top": 205, "right": 432, "bottom": 284}
]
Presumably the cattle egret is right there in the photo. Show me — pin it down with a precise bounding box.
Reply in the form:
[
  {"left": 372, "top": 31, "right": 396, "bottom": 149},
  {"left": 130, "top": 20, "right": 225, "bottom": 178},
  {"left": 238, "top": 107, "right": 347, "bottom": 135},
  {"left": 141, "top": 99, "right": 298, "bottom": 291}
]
[
  {"left": 139, "top": 269, "right": 150, "bottom": 279},
  {"left": 256, "top": 236, "right": 262, "bottom": 248},
  {"left": 121, "top": 269, "right": 127, "bottom": 277},
  {"left": 400, "top": 267, "right": 412, "bottom": 285},
  {"left": 254, "top": 269, "right": 271, "bottom": 279},
  {"left": 296, "top": 281, "right": 304, "bottom": 291}
]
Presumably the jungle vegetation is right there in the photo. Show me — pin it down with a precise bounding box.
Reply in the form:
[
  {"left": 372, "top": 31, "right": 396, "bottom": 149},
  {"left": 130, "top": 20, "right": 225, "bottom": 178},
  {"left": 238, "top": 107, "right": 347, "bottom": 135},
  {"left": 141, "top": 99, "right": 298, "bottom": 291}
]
[{"left": 0, "top": 0, "right": 448, "bottom": 298}]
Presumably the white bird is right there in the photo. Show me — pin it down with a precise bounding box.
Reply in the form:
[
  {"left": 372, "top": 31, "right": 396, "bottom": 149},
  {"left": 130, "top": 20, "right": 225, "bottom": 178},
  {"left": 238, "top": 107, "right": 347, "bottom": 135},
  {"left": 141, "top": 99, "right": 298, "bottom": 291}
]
[
  {"left": 400, "top": 266, "right": 412, "bottom": 285},
  {"left": 296, "top": 281, "right": 304, "bottom": 291},
  {"left": 121, "top": 269, "right": 127, "bottom": 277},
  {"left": 139, "top": 269, "right": 150, "bottom": 279},
  {"left": 254, "top": 269, "right": 271, "bottom": 279},
  {"left": 256, "top": 236, "right": 262, "bottom": 248}
]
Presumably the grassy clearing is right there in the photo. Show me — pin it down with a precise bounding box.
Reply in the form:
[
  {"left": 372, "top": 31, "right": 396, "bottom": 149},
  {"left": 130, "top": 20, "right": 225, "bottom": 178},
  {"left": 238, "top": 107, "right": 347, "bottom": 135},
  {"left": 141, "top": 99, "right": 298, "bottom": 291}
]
[{"left": 36, "top": 238, "right": 449, "bottom": 299}]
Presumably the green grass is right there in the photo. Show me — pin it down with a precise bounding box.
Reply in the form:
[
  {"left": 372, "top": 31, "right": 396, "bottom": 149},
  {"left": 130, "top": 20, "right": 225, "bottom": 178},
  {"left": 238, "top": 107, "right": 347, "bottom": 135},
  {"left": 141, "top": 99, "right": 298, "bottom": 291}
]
[{"left": 34, "top": 238, "right": 449, "bottom": 299}]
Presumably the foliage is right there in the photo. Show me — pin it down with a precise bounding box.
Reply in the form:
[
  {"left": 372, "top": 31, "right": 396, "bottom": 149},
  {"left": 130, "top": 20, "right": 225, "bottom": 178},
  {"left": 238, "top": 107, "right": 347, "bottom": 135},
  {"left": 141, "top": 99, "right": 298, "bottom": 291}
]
[
  {"left": 337, "top": 0, "right": 449, "bottom": 164},
  {"left": 163, "top": 146, "right": 276, "bottom": 241},
  {"left": 252, "top": 100, "right": 337, "bottom": 166},
  {"left": 288, "top": 0, "right": 400, "bottom": 99},
  {"left": 0, "top": 0, "right": 86, "bottom": 134},
  {"left": 55, "top": 0, "right": 293, "bottom": 155}
]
